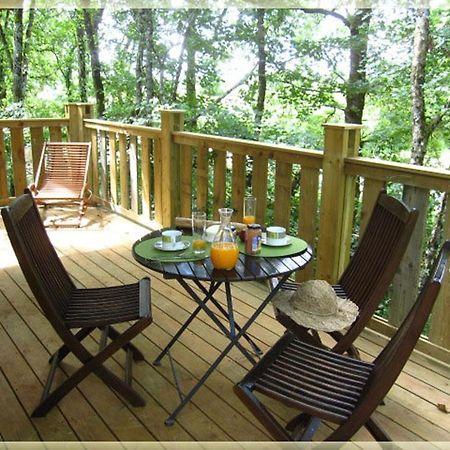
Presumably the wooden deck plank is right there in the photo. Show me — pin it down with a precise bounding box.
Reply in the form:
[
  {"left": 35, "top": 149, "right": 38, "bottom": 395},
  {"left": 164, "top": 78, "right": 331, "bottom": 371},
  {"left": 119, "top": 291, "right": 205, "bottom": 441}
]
[
  {"left": 0, "top": 351, "right": 40, "bottom": 441},
  {"left": 0, "top": 205, "right": 449, "bottom": 443}
]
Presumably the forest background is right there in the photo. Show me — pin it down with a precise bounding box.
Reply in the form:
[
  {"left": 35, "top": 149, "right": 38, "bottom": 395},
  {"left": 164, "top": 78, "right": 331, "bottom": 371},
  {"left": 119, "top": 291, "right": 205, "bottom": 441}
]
[{"left": 0, "top": 5, "right": 449, "bottom": 321}]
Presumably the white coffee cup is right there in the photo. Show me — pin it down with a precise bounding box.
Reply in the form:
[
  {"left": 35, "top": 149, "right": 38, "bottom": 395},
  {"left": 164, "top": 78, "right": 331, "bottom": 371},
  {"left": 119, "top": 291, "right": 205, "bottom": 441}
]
[
  {"left": 266, "top": 226, "right": 286, "bottom": 245},
  {"left": 161, "top": 230, "right": 182, "bottom": 250}
]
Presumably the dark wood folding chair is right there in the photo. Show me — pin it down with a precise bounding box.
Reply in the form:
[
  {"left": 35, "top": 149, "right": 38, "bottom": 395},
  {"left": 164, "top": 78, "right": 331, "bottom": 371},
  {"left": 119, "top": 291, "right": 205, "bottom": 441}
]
[
  {"left": 28, "top": 142, "right": 92, "bottom": 226},
  {"left": 274, "top": 190, "right": 419, "bottom": 358},
  {"left": 1, "top": 190, "right": 153, "bottom": 417},
  {"left": 235, "top": 240, "right": 449, "bottom": 441}
]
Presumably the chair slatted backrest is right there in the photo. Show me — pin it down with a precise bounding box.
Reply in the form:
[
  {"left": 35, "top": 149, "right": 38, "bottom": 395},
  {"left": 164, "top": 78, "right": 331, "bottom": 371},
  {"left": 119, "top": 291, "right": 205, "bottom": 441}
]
[
  {"left": 332, "top": 191, "right": 418, "bottom": 353},
  {"left": 36, "top": 142, "right": 91, "bottom": 197},
  {"left": 329, "top": 240, "right": 449, "bottom": 440},
  {"left": 1, "top": 191, "right": 75, "bottom": 322}
]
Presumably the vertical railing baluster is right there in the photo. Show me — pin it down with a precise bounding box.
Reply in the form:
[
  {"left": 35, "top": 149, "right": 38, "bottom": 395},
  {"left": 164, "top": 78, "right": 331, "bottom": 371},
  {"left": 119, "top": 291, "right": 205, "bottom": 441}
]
[
  {"left": 141, "top": 137, "right": 151, "bottom": 219},
  {"left": 109, "top": 131, "right": 117, "bottom": 205}
]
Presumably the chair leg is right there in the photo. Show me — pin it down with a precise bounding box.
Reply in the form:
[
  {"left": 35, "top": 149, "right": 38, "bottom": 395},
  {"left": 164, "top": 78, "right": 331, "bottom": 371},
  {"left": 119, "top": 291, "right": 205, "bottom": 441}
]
[
  {"left": 78, "top": 201, "right": 85, "bottom": 227},
  {"left": 32, "top": 318, "right": 151, "bottom": 417},
  {"left": 365, "top": 417, "right": 391, "bottom": 441},
  {"left": 286, "top": 412, "right": 309, "bottom": 432},
  {"left": 107, "top": 325, "right": 145, "bottom": 361},
  {"left": 234, "top": 383, "right": 291, "bottom": 441},
  {"left": 295, "top": 416, "right": 322, "bottom": 441},
  {"left": 49, "top": 327, "right": 95, "bottom": 364}
]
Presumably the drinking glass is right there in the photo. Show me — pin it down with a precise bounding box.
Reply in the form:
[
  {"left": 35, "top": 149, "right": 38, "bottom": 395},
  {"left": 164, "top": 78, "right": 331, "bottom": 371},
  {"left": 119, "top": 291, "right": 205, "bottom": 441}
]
[
  {"left": 192, "top": 210, "right": 207, "bottom": 255},
  {"left": 243, "top": 196, "right": 256, "bottom": 225}
]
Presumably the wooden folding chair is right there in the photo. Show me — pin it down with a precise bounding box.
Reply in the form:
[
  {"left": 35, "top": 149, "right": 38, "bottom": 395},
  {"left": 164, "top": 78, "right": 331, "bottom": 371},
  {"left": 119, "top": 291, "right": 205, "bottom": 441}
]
[
  {"left": 1, "top": 190, "right": 153, "bottom": 417},
  {"left": 273, "top": 190, "right": 419, "bottom": 358},
  {"left": 235, "top": 240, "right": 449, "bottom": 441},
  {"left": 28, "top": 142, "right": 92, "bottom": 226}
]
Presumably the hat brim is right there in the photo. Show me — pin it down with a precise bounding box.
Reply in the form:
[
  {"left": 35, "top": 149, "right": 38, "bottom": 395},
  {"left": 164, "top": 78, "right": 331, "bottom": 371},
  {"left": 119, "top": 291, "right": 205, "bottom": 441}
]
[{"left": 272, "top": 289, "right": 359, "bottom": 333}]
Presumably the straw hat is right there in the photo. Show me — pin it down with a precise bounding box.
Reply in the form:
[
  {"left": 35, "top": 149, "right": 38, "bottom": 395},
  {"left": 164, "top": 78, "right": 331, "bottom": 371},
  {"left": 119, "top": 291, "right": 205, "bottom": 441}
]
[{"left": 272, "top": 280, "right": 359, "bottom": 332}]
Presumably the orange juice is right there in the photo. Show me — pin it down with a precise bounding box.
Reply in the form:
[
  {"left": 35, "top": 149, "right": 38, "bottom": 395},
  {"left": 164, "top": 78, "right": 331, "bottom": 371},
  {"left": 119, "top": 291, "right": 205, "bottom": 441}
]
[
  {"left": 210, "top": 242, "right": 239, "bottom": 270},
  {"left": 243, "top": 215, "right": 256, "bottom": 225},
  {"left": 192, "top": 239, "right": 207, "bottom": 251}
]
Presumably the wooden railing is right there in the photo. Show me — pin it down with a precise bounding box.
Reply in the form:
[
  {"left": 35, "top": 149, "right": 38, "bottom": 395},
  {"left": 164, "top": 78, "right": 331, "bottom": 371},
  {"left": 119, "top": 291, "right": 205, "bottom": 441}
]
[{"left": 0, "top": 104, "right": 449, "bottom": 362}]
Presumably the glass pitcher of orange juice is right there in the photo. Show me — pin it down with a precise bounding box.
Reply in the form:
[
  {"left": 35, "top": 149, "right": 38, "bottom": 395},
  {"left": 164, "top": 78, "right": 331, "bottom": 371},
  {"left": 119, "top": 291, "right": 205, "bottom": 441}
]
[{"left": 211, "top": 208, "right": 239, "bottom": 270}]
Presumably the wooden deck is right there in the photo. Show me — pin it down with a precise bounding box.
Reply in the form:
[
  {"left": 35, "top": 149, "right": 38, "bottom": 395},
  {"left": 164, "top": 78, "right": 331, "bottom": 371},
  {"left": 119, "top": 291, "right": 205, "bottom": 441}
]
[{"left": 1, "top": 205, "right": 449, "bottom": 444}]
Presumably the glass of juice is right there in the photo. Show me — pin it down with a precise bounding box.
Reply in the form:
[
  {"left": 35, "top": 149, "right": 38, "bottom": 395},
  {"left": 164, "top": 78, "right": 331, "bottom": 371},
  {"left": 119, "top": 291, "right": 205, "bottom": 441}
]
[
  {"left": 243, "top": 196, "right": 256, "bottom": 225},
  {"left": 192, "top": 210, "right": 207, "bottom": 256}
]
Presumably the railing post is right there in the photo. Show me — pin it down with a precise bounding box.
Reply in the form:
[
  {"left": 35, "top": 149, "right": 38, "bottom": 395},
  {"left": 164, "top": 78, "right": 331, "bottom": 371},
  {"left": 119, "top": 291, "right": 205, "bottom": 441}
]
[
  {"left": 65, "top": 103, "right": 96, "bottom": 196},
  {"left": 64, "top": 103, "right": 94, "bottom": 142},
  {"left": 315, "top": 123, "right": 363, "bottom": 283},
  {"left": 429, "top": 199, "right": 450, "bottom": 348},
  {"left": 159, "top": 109, "right": 184, "bottom": 227}
]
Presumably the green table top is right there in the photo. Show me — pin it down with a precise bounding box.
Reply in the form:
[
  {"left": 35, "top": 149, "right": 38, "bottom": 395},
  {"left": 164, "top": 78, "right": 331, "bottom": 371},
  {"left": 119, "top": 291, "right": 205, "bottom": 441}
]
[{"left": 133, "top": 234, "right": 308, "bottom": 263}]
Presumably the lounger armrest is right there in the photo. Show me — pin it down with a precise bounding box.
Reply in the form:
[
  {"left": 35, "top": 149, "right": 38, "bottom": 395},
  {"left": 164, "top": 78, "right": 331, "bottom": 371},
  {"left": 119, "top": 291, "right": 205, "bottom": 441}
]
[
  {"left": 82, "top": 183, "right": 92, "bottom": 200},
  {"left": 28, "top": 183, "right": 38, "bottom": 194}
]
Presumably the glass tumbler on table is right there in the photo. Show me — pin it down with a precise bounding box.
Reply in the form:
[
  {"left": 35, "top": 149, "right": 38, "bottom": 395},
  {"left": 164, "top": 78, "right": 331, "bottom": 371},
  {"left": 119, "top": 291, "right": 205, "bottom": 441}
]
[
  {"left": 243, "top": 196, "right": 256, "bottom": 225},
  {"left": 192, "top": 210, "right": 207, "bottom": 256},
  {"left": 211, "top": 208, "right": 239, "bottom": 270}
]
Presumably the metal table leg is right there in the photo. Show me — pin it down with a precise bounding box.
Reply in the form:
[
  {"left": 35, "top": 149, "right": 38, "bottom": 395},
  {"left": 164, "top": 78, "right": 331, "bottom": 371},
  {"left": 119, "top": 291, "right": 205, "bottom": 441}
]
[
  {"left": 163, "top": 272, "right": 291, "bottom": 426},
  {"left": 153, "top": 281, "right": 222, "bottom": 365},
  {"left": 194, "top": 279, "right": 263, "bottom": 356}
]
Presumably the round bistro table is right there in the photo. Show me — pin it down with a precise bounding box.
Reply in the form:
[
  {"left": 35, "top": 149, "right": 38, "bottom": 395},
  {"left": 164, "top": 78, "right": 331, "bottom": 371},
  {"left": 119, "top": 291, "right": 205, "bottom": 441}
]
[{"left": 132, "top": 230, "right": 313, "bottom": 425}]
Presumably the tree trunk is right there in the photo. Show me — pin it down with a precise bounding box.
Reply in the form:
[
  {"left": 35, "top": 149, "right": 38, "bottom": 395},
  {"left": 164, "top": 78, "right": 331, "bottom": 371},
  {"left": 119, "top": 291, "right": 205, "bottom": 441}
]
[
  {"left": 134, "top": 10, "right": 145, "bottom": 116},
  {"left": 411, "top": 8, "right": 430, "bottom": 165},
  {"left": 75, "top": 10, "right": 87, "bottom": 102},
  {"left": 254, "top": 8, "right": 266, "bottom": 137},
  {"left": 171, "top": 10, "right": 196, "bottom": 103},
  {"left": 0, "top": 53, "right": 6, "bottom": 103},
  {"left": 389, "top": 9, "right": 431, "bottom": 326},
  {"left": 12, "top": 10, "right": 24, "bottom": 103},
  {"left": 344, "top": 9, "right": 372, "bottom": 124},
  {"left": 11, "top": 8, "right": 35, "bottom": 104},
  {"left": 144, "top": 9, "right": 154, "bottom": 103},
  {"left": 300, "top": 8, "right": 371, "bottom": 126},
  {"left": 83, "top": 9, "right": 105, "bottom": 117},
  {"left": 185, "top": 19, "right": 196, "bottom": 108}
]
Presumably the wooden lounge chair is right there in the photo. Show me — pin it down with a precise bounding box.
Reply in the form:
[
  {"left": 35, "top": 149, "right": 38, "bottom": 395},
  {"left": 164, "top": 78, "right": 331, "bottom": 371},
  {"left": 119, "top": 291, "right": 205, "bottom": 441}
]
[
  {"left": 234, "top": 240, "right": 450, "bottom": 441},
  {"left": 1, "top": 190, "right": 153, "bottom": 417},
  {"left": 273, "top": 190, "right": 419, "bottom": 358},
  {"left": 28, "top": 142, "right": 92, "bottom": 226}
]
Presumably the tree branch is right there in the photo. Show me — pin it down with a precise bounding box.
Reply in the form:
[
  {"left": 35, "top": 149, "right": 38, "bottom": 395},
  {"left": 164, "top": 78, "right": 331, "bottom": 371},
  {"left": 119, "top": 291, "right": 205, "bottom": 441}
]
[
  {"left": 425, "top": 99, "right": 450, "bottom": 140},
  {"left": 298, "top": 8, "right": 351, "bottom": 28},
  {"left": 215, "top": 62, "right": 257, "bottom": 104}
]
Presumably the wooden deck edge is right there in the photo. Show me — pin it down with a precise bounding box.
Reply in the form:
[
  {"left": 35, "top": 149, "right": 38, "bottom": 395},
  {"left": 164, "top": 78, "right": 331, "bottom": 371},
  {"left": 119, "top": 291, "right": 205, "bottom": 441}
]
[{"left": 367, "top": 317, "right": 450, "bottom": 368}]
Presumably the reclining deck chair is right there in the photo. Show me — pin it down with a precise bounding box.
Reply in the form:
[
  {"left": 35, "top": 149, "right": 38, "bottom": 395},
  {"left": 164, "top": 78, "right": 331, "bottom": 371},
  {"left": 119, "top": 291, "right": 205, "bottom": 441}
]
[
  {"left": 235, "top": 240, "right": 449, "bottom": 441},
  {"left": 28, "top": 142, "right": 92, "bottom": 226},
  {"left": 273, "top": 190, "right": 418, "bottom": 358},
  {"left": 1, "top": 190, "right": 152, "bottom": 417}
]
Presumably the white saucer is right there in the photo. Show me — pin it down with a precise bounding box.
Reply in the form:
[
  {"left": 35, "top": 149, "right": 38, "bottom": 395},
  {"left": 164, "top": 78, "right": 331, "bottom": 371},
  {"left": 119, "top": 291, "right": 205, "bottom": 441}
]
[
  {"left": 154, "top": 240, "right": 191, "bottom": 252},
  {"left": 261, "top": 235, "right": 292, "bottom": 247}
]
